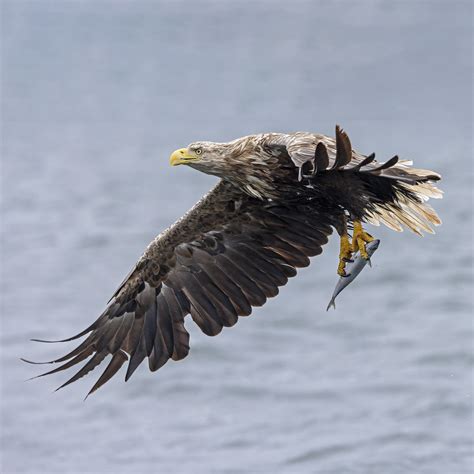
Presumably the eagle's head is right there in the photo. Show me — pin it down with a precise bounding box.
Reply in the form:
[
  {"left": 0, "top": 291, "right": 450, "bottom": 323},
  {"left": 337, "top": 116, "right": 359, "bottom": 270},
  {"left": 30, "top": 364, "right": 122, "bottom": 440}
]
[
  {"left": 169, "top": 141, "right": 231, "bottom": 177},
  {"left": 169, "top": 135, "right": 283, "bottom": 198}
]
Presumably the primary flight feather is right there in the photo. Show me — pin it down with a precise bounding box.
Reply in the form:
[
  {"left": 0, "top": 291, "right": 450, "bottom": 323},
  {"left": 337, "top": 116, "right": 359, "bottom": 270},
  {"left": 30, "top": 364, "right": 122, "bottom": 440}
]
[{"left": 26, "top": 125, "right": 442, "bottom": 396}]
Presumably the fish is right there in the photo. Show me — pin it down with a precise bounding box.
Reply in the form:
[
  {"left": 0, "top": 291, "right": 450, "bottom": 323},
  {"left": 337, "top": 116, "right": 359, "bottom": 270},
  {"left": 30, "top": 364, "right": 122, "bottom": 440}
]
[{"left": 326, "top": 239, "right": 380, "bottom": 311}]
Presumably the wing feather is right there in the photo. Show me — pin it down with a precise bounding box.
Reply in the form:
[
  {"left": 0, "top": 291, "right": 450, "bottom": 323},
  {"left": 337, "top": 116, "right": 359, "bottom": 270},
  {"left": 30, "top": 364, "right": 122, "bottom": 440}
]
[
  {"left": 55, "top": 350, "right": 109, "bottom": 391},
  {"left": 161, "top": 288, "right": 190, "bottom": 362},
  {"left": 86, "top": 351, "right": 129, "bottom": 398}
]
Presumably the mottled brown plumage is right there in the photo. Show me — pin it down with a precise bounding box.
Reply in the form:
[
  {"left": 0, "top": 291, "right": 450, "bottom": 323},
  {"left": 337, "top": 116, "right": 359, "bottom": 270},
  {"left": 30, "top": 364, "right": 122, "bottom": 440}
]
[{"left": 26, "top": 125, "right": 442, "bottom": 396}]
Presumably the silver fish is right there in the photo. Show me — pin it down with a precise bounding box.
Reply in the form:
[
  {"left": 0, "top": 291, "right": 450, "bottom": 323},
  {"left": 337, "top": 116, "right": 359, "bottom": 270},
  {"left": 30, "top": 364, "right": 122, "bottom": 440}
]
[{"left": 326, "top": 239, "right": 380, "bottom": 311}]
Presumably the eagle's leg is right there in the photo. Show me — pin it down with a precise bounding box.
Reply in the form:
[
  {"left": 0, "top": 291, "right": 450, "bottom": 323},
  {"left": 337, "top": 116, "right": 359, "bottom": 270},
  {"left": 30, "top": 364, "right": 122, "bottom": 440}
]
[
  {"left": 336, "top": 216, "right": 353, "bottom": 276},
  {"left": 352, "top": 220, "right": 374, "bottom": 259}
]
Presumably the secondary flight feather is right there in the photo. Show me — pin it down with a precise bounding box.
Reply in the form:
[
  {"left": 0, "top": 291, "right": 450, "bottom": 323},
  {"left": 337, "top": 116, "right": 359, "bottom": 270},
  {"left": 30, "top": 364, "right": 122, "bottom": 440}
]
[{"left": 25, "top": 125, "right": 442, "bottom": 396}]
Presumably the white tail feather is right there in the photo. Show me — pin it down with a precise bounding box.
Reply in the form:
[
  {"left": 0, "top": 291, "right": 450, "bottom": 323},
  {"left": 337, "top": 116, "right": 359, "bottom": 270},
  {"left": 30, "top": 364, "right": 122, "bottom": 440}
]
[{"left": 370, "top": 180, "right": 442, "bottom": 235}]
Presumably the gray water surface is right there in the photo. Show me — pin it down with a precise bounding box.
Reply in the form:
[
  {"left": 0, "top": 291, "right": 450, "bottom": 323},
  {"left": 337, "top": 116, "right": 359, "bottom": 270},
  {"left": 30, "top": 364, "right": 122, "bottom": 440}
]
[{"left": 1, "top": 1, "right": 473, "bottom": 473}]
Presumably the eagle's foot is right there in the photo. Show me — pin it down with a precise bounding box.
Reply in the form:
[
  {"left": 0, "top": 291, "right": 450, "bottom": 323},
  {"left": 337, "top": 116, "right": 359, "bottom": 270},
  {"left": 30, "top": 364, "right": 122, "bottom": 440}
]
[
  {"left": 337, "top": 233, "right": 353, "bottom": 276},
  {"left": 352, "top": 220, "right": 374, "bottom": 259}
]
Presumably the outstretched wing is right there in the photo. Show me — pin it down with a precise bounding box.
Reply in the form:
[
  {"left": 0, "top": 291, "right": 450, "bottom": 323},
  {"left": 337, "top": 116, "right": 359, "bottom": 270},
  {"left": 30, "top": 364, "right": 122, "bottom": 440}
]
[{"left": 27, "top": 180, "right": 335, "bottom": 396}]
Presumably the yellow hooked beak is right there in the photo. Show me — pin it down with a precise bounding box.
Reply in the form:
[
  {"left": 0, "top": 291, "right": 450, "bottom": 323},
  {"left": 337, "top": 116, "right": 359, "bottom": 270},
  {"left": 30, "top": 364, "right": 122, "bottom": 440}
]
[{"left": 169, "top": 148, "right": 198, "bottom": 166}]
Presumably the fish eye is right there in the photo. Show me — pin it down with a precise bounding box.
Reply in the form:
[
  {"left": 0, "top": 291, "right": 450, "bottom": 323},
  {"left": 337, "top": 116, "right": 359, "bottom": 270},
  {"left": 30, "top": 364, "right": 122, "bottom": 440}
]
[{"left": 195, "top": 148, "right": 202, "bottom": 155}]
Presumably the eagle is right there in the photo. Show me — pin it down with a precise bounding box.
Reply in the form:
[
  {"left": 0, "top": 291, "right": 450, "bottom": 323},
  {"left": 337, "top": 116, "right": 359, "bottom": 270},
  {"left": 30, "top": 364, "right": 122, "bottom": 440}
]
[{"left": 26, "top": 126, "right": 442, "bottom": 396}]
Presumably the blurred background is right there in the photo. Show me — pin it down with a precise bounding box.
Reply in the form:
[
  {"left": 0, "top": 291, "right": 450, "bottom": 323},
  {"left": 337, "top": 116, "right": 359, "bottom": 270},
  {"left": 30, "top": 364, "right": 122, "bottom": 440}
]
[{"left": 1, "top": 1, "right": 472, "bottom": 473}]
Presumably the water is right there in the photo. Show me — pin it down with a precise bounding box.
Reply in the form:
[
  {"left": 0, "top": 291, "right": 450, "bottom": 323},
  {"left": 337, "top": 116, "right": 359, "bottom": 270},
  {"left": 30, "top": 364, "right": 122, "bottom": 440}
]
[{"left": 1, "top": 1, "right": 472, "bottom": 473}]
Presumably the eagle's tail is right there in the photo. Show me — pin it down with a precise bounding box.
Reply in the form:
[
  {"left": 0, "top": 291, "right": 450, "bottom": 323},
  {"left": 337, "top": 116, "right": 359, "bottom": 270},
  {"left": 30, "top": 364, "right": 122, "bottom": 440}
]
[
  {"left": 363, "top": 161, "right": 442, "bottom": 235},
  {"left": 288, "top": 125, "right": 442, "bottom": 235},
  {"left": 336, "top": 126, "right": 443, "bottom": 235}
]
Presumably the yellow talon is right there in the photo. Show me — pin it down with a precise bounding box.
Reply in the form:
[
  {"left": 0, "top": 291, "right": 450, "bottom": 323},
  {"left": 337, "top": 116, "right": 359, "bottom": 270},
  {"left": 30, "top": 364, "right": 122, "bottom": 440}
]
[
  {"left": 337, "top": 233, "right": 353, "bottom": 276},
  {"left": 352, "top": 220, "right": 374, "bottom": 260}
]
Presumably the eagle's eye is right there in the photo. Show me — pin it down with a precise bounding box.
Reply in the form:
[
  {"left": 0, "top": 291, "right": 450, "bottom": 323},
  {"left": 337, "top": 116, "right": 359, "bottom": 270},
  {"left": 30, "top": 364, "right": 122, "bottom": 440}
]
[{"left": 195, "top": 148, "right": 203, "bottom": 155}]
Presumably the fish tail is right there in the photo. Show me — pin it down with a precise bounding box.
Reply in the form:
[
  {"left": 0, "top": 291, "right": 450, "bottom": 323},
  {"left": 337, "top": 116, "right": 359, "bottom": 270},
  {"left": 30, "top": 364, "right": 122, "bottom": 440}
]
[{"left": 326, "top": 299, "right": 336, "bottom": 311}]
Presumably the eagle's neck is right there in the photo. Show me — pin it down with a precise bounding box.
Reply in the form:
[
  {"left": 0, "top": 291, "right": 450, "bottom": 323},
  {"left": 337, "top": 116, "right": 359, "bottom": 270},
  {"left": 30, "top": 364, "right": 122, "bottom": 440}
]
[
  {"left": 221, "top": 134, "right": 289, "bottom": 199},
  {"left": 191, "top": 134, "right": 294, "bottom": 200}
]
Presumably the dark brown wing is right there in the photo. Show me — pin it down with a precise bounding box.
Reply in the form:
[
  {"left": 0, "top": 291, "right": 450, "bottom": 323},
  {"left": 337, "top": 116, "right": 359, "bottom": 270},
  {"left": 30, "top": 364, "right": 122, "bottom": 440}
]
[{"left": 27, "top": 181, "right": 334, "bottom": 396}]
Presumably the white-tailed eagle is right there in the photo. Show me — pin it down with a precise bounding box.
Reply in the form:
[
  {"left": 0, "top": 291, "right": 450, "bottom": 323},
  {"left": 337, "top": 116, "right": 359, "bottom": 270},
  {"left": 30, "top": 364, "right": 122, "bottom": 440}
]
[{"left": 26, "top": 126, "right": 442, "bottom": 396}]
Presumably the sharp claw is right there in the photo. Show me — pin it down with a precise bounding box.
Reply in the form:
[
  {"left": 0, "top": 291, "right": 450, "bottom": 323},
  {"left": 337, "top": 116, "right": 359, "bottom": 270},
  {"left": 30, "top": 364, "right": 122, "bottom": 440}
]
[{"left": 337, "top": 266, "right": 347, "bottom": 277}]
